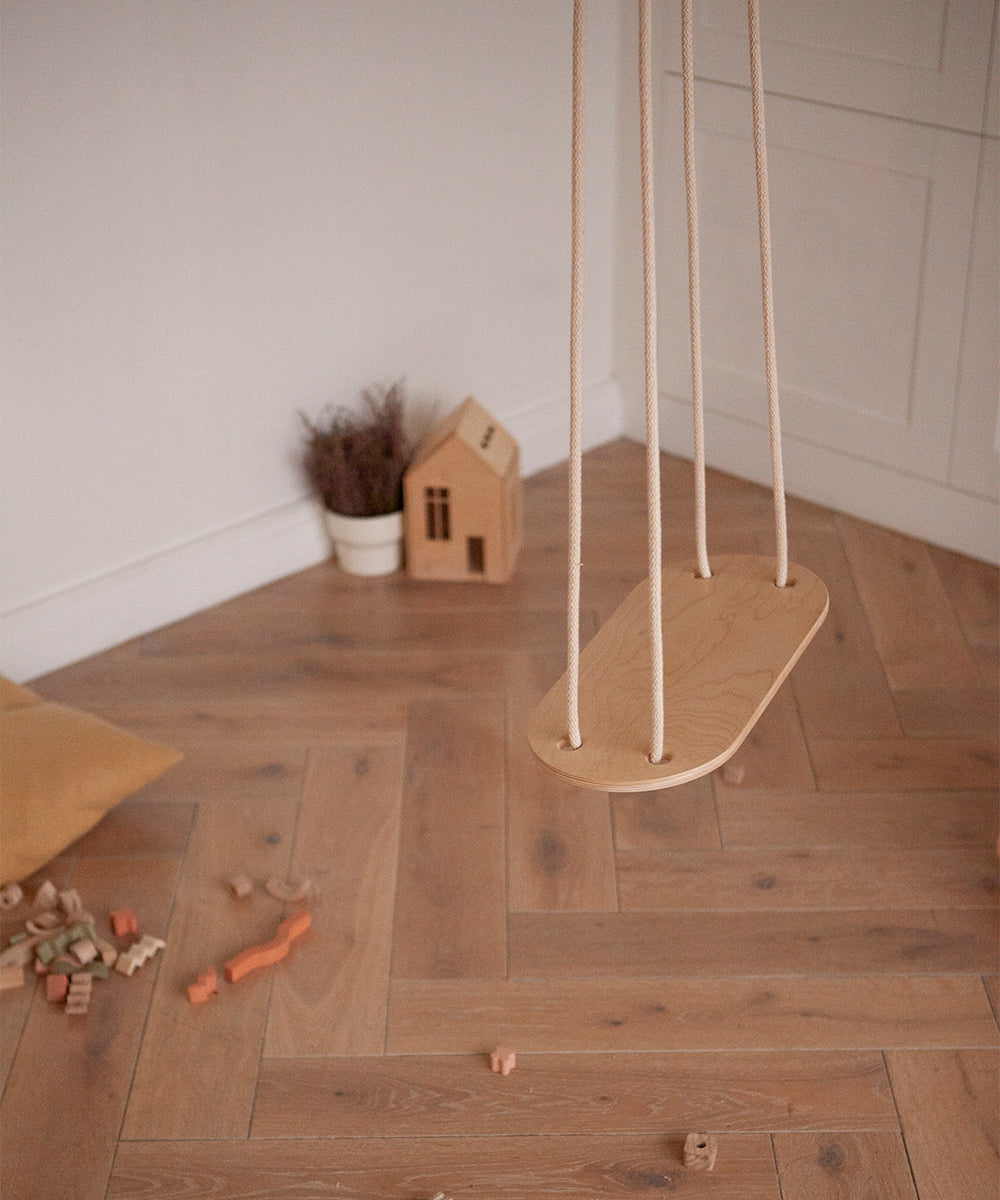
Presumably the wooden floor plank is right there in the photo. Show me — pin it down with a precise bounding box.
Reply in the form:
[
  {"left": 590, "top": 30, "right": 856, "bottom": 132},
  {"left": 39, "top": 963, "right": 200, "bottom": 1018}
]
[
  {"left": 121, "top": 796, "right": 300, "bottom": 1140},
  {"left": 784, "top": 529, "right": 901, "bottom": 738},
  {"left": 714, "top": 789, "right": 1000, "bottom": 849},
  {"left": 264, "top": 745, "right": 404, "bottom": 1056},
  {"left": 892, "top": 684, "right": 999, "bottom": 737},
  {"left": 0, "top": 858, "right": 178, "bottom": 1200},
  {"left": 388, "top": 977, "right": 998, "bottom": 1054},
  {"left": 109, "top": 1133, "right": 781, "bottom": 1199},
  {"left": 132, "top": 745, "right": 308, "bottom": 805},
  {"left": 836, "top": 516, "right": 981, "bottom": 691},
  {"left": 391, "top": 698, "right": 507, "bottom": 979},
  {"left": 506, "top": 653, "right": 618, "bottom": 912},
  {"left": 611, "top": 775, "right": 721, "bottom": 850},
  {"left": 251, "top": 1049, "right": 897, "bottom": 1138},
  {"left": 95, "top": 695, "right": 407, "bottom": 748},
  {"left": 927, "top": 544, "right": 999, "bottom": 685},
  {"left": 886, "top": 1049, "right": 999, "bottom": 1200},
  {"left": 616, "top": 847, "right": 999, "bottom": 911},
  {"left": 63, "top": 798, "right": 196, "bottom": 858},
  {"left": 143, "top": 603, "right": 570, "bottom": 655},
  {"left": 809, "top": 737, "right": 998, "bottom": 792},
  {"left": 509, "top": 909, "right": 999, "bottom": 977},
  {"left": 773, "top": 1132, "right": 918, "bottom": 1199},
  {"left": 693, "top": 674, "right": 816, "bottom": 792}
]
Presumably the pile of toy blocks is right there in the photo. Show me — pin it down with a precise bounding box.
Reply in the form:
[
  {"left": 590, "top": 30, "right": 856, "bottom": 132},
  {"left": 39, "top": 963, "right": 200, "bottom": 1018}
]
[{"left": 0, "top": 880, "right": 165, "bottom": 1016}]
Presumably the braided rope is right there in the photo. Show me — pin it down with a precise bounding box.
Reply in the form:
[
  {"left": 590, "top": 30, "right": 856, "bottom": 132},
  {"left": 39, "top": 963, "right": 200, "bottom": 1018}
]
[
  {"left": 681, "top": 0, "right": 711, "bottom": 581},
  {"left": 748, "top": 0, "right": 789, "bottom": 587},
  {"left": 639, "top": 0, "right": 665, "bottom": 765},
  {"left": 566, "top": 0, "right": 585, "bottom": 749}
]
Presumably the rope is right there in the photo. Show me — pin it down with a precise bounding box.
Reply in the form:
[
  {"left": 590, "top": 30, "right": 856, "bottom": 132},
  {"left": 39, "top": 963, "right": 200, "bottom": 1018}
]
[
  {"left": 681, "top": 0, "right": 711, "bottom": 581},
  {"left": 566, "top": 0, "right": 585, "bottom": 749},
  {"left": 748, "top": 0, "right": 789, "bottom": 587},
  {"left": 639, "top": 0, "right": 665, "bottom": 764}
]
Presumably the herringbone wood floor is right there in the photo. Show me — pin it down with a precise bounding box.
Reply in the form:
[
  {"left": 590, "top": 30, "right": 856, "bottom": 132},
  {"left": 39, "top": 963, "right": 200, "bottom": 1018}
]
[{"left": 2, "top": 440, "right": 998, "bottom": 1199}]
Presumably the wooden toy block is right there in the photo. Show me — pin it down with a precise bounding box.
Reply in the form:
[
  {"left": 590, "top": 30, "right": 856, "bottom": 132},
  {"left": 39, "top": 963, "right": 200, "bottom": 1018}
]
[
  {"left": 0, "top": 964, "right": 25, "bottom": 991},
  {"left": 0, "top": 883, "right": 24, "bottom": 910},
  {"left": 69, "top": 938, "right": 98, "bottom": 965},
  {"left": 490, "top": 1047, "right": 516, "bottom": 1076},
  {"left": 228, "top": 874, "right": 253, "bottom": 899},
  {"left": 93, "top": 938, "right": 118, "bottom": 967},
  {"left": 26, "top": 911, "right": 62, "bottom": 934},
  {"left": 49, "top": 957, "right": 80, "bottom": 976},
  {"left": 58, "top": 889, "right": 83, "bottom": 915},
  {"left": 114, "top": 951, "right": 140, "bottom": 977},
  {"left": 224, "top": 909, "right": 311, "bottom": 983},
  {"left": 187, "top": 967, "right": 218, "bottom": 1004},
  {"left": 86, "top": 961, "right": 110, "bottom": 980},
  {"left": 33, "top": 880, "right": 58, "bottom": 909},
  {"left": 46, "top": 973, "right": 69, "bottom": 1002},
  {"left": 114, "top": 934, "right": 165, "bottom": 977},
  {"left": 721, "top": 761, "right": 746, "bottom": 785},
  {"left": 265, "top": 877, "right": 313, "bottom": 904},
  {"left": 110, "top": 908, "right": 139, "bottom": 937},
  {"left": 65, "top": 973, "right": 93, "bottom": 1015},
  {"left": 683, "top": 1132, "right": 718, "bottom": 1171}
]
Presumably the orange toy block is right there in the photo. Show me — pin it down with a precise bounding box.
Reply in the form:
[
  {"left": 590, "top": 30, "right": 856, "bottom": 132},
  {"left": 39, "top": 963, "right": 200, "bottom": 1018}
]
[
  {"left": 187, "top": 967, "right": 218, "bottom": 1004},
  {"left": 223, "top": 910, "right": 311, "bottom": 984},
  {"left": 110, "top": 908, "right": 139, "bottom": 937},
  {"left": 46, "top": 973, "right": 69, "bottom": 1002},
  {"left": 490, "top": 1047, "right": 517, "bottom": 1076}
]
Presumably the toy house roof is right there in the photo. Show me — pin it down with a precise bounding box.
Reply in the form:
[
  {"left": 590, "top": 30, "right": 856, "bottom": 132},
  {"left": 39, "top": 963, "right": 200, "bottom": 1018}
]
[{"left": 409, "top": 397, "right": 517, "bottom": 479}]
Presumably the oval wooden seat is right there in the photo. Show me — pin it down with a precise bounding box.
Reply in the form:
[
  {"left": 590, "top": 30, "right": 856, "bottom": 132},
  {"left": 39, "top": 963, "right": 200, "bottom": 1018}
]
[{"left": 528, "top": 554, "right": 828, "bottom": 792}]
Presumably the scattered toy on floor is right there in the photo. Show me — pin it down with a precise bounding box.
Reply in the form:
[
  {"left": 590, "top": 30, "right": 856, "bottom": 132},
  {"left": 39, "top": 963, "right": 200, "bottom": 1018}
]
[
  {"left": 228, "top": 874, "right": 254, "bottom": 900},
  {"left": 489, "top": 1047, "right": 516, "bottom": 1076},
  {"left": 683, "top": 1131, "right": 718, "bottom": 1171},
  {"left": 265, "top": 877, "right": 313, "bottom": 904},
  {"left": 721, "top": 761, "right": 745, "bottom": 785},
  {"left": 224, "top": 910, "right": 311, "bottom": 983},
  {"left": 187, "top": 967, "right": 219, "bottom": 1004},
  {"left": 110, "top": 908, "right": 139, "bottom": 937}
]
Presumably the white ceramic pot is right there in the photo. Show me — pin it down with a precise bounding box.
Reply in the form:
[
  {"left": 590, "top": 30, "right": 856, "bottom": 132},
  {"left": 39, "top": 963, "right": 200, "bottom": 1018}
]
[{"left": 323, "top": 509, "right": 404, "bottom": 576}]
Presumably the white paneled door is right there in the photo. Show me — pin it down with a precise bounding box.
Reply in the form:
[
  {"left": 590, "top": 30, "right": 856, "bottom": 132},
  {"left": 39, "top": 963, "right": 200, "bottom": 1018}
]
[{"left": 650, "top": 0, "right": 998, "bottom": 563}]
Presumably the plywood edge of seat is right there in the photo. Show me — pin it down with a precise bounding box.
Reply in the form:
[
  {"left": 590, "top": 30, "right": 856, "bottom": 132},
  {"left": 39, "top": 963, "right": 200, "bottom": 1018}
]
[{"left": 528, "top": 554, "right": 829, "bottom": 792}]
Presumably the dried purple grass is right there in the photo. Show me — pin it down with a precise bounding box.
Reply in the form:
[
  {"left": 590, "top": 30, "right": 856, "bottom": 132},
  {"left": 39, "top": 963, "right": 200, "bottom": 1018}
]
[{"left": 300, "top": 380, "right": 411, "bottom": 517}]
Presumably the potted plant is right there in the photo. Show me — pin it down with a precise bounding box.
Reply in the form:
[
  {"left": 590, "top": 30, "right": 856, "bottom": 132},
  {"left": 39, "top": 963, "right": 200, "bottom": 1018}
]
[{"left": 299, "top": 380, "right": 411, "bottom": 576}]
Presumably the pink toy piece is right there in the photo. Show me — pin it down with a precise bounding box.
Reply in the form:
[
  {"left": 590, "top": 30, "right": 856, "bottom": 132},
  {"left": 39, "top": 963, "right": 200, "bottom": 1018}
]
[
  {"left": 110, "top": 908, "right": 139, "bottom": 937},
  {"left": 224, "top": 910, "right": 311, "bottom": 984},
  {"left": 46, "top": 973, "right": 69, "bottom": 1002},
  {"left": 187, "top": 967, "right": 218, "bottom": 1004},
  {"left": 490, "top": 1047, "right": 516, "bottom": 1076}
]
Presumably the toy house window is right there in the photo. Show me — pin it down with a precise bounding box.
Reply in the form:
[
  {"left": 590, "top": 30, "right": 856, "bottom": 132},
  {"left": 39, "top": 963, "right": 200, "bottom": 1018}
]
[{"left": 425, "top": 487, "right": 450, "bottom": 540}]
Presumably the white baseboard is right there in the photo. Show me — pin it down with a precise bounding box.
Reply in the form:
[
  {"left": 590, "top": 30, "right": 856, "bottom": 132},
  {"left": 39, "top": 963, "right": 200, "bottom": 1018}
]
[
  {"left": 2, "top": 499, "right": 331, "bottom": 683},
  {"left": 1, "top": 380, "right": 626, "bottom": 683},
  {"left": 648, "top": 399, "right": 1000, "bottom": 566}
]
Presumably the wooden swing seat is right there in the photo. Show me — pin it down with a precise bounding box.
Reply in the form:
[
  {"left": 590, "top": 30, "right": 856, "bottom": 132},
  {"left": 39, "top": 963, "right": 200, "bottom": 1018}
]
[{"left": 529, "top": 553, "right": 829, "bottom": 792}]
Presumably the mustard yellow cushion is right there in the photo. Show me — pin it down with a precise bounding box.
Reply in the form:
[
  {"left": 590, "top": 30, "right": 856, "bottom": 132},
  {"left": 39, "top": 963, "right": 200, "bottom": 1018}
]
[{"left": 0, "top": 676, "right": 181, "bottom": 885}]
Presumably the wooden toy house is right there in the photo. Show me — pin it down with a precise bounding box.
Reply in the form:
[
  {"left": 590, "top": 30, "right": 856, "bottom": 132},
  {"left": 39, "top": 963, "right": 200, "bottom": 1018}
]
[{"left": 404, "top": 397, "right": 522, "bottom": 583}]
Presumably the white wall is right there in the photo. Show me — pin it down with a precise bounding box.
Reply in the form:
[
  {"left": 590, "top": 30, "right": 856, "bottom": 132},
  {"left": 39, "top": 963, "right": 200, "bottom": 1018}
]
[
  {"left": 0, "top": 0, "right": 625, "bottom": 680},
  {"left": 615, "top": 0, "right": 999, "bottom": 565},
  {"left": 3, "top": 0, "right": 997, "bottom": 683}
]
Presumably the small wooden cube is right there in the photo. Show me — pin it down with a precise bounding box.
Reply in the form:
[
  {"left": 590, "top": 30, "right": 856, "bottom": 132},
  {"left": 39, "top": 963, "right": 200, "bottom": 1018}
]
[
  {"left": 70, "top": 938, "right": 98, "bottom": 965},
  {"left": 489, "top": 1047, "right": 516, "bottom": 1076},
  {"left": 683, "top": 1131, "right": 718, "bottom": 1171},
  {"left": 721, "top": 761, "right": 745, "bottom": 785},
  {"left": 229, "top": 874, "right": 253, "bottom": 900}
]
